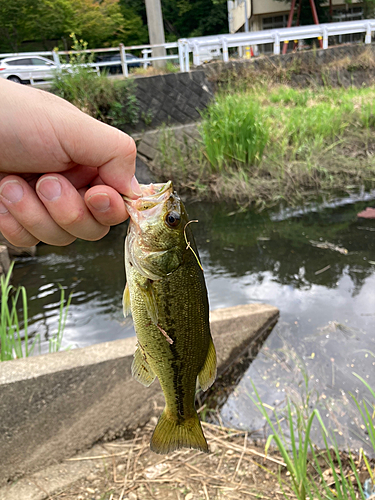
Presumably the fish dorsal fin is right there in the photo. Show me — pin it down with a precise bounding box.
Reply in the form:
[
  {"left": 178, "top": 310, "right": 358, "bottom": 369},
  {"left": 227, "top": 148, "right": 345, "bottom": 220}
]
[
  {"left": 198, "top": 338, "right": 217, "bottom": 392},
  {"left": 132, "top": 346, "right": 156, "bottom": 387},
  {"left": 140, "top": 281, "right": 159, "bottom": 325},
  {"left": 123, "top": 283, "right": 131, "bottom": 317}
]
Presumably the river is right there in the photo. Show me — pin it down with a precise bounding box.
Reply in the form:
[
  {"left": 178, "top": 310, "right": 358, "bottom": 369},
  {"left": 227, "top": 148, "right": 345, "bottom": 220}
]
[{"left": 11, "top": 194, "right": 375, "bottom": 451}]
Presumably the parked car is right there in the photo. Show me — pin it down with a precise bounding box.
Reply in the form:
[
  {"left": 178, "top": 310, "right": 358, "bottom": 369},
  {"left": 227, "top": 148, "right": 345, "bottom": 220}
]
[
  {"left": 0, "top": 56, "right": 60, "bottom": 84},
  {"left": 96, "top": 53, "right": 144, "bottom": 74}
]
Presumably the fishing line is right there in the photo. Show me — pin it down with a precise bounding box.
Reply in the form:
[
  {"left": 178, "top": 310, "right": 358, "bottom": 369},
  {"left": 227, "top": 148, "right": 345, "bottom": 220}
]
[{"left": 184, "top": 220, "right": 203, "bottom": 272}]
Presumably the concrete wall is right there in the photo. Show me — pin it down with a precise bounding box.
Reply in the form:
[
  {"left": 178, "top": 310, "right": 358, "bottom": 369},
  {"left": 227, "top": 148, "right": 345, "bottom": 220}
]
[
  {"left": 125, "top": 70, "right": 213, "bottom": 134},
  {"left": 0, "top": 303, "right": 279, "bottom": 486}
]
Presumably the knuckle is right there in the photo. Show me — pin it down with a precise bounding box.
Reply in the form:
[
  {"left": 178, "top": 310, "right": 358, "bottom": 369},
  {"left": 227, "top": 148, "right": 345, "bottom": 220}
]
[
  {"left": 59, "top": 208, "right": 86, "bottom": 228},
  {"left": 2, "top": 224, "right": 38, "bottom": 247}
]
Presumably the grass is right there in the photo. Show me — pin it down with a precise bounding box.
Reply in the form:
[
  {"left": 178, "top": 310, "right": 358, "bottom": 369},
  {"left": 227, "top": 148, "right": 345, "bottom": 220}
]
[
  {"left": 247, "top": 371, "right": 375, "bottom": 500},
  {"left": 156, "top": 83, "right": 375, "bottom": 208},
  {"left": 0, "top": 263, "right": 71, "bottom": 360}
]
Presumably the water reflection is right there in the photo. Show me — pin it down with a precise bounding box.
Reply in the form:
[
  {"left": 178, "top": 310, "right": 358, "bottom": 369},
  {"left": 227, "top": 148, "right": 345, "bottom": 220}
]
[{"left": 11, "top": 195, "right": 375, "bottom": 449}]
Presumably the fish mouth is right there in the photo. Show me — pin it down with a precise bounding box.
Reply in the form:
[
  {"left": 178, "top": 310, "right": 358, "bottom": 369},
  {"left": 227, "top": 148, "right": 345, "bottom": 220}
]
[
  {"left": 124, "top": 181, "right": 174, "bottom": 222},
  {"left": 123, "top": 181, "right": 173, "bottom": 205}
]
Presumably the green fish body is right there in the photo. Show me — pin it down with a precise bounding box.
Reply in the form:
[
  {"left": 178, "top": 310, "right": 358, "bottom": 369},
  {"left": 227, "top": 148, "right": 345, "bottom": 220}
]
[{"left": 123, "top": 181, "right": 216, "bottom": 454}]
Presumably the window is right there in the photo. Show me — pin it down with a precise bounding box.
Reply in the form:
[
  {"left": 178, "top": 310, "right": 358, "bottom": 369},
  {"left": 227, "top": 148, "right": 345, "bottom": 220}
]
[
  {"left": 6, "top": 59, "right": 32, "bottom": 66},
  {"left": 31, "top": 58, "right": 52, "bottom": 66}
]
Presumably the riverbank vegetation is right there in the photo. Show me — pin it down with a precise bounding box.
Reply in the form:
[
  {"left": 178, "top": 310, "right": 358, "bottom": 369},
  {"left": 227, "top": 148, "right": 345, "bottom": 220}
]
[
  {"left": 157, "top": 82, "right": 375, "bottom": 208},
  {"left": 0, "top": 264, "right": 71, "bottom": 360}
]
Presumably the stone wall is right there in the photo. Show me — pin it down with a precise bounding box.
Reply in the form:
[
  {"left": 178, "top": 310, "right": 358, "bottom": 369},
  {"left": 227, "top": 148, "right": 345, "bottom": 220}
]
[
  {"left": 202, "top": 44, "right": 375, "bottom": 91},
  {"left": 125, "top": 70, "right": 213, "bottom": 133}
]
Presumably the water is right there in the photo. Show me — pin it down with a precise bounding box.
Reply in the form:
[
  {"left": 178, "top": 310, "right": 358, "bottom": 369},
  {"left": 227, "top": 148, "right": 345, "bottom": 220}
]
[{"left": 11, "top": 195, "right": 375, "bottom": 450}]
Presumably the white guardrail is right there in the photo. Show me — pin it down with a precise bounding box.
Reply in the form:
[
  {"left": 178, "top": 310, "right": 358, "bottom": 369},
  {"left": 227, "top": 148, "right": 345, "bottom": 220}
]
[
  {"left": 178, "top": 19, "right": 375, "bottom": 70},
  {"left": 0, "top": 19, "right": 375, "bottom": 84}
]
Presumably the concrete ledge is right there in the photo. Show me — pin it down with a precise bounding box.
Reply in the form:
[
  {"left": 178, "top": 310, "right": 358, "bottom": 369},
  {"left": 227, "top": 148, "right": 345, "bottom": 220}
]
[{"left": 0, "top": 303, "right": 278, "bottom": 486}]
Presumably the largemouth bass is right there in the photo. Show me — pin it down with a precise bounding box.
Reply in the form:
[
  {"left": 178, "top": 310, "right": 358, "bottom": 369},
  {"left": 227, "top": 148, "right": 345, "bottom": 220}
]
[{"left": 123, "top": 181, "right": 216, "bottom": 454}]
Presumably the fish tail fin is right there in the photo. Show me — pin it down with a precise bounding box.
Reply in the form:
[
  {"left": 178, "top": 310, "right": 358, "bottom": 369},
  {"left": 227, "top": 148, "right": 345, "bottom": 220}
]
[{"left": 150, "top": 408, "right": 208, "bottom": 454}]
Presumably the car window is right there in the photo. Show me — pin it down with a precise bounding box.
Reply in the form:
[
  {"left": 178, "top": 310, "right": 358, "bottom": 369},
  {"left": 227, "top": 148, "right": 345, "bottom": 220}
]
[
  {"left": 6, "top": 59, "right": 33, "bottom": 66},
  {"left": 31, "top": 58, "right": 52, "bottom": 66}
]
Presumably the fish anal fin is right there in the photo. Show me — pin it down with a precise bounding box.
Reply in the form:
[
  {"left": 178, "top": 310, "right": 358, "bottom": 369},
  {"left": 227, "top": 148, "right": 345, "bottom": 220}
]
[
  {"left": 123, "top": 283, "right": 131, "bottom": 317},
  {"left": 151, "top": 408, "right": 208, "bottom": 454},
  {"left": 131, "top": 347, "right": 156, "bottom": 387},
  {"left": 198, "top": 338, "right": 217, "bottom": 392}
]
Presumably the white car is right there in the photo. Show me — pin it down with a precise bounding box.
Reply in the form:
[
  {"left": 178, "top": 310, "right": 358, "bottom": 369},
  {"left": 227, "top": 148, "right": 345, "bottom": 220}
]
[{"left": 0, "top": 56, "right": 60, "bottom": 84}]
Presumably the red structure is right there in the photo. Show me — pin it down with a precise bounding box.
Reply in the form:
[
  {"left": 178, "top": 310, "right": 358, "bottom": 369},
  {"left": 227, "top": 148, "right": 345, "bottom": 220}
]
[{"left": 282, "top": 0, "right": 324, "bottom": 55}]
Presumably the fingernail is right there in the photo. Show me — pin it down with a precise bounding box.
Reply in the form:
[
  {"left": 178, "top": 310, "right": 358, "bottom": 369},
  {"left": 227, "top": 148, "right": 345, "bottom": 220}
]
[
  {"left": 131, "top": 176, "right": 142, "bottom": 197},
  {"left": 37, "top": 176, "right": 62, "bottom": 201},
  {"left": 0, "top": 201, "right": 8, "bottom": 214},
  {"left": 0, "top": 180, "right": 24, "bottom": 203},
  {"left": 87, "top": 193, "right": 110, "bottom": 212}
]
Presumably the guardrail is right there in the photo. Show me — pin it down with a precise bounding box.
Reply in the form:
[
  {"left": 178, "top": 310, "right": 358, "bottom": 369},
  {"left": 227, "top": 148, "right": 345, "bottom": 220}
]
[
  {"left": 0, "top": 19, "right": 374, "bottom": 84},
  {"left": 179, "top": 19, "right": 375, "bottom": 69},
  {"left": 0, "top": 42, "right": 180, "bottom": 83}
]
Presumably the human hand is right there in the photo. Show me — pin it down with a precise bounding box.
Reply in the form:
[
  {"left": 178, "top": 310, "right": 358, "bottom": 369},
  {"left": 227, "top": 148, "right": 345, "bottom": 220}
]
[{"left": 0, "top": 78, "right": 141, "bottom": 247}]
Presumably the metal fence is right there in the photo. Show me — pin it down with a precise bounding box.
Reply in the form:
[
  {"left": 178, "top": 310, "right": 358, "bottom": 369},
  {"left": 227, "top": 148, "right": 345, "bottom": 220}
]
[
  {"left": 1, "top": 19, "right": 375, "bottom": 84},
  {"left": 179, "top": 19, "right": 375, "bottom": 70}
]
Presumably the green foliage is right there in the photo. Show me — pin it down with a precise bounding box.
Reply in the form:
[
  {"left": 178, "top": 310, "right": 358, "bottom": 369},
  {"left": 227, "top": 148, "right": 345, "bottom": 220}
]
[
  {"left": 157, "top": 83, "right": 375, "bottom": 208},
  {"left": 0, "top": 263, "right": 71, "bottom": 360},
  {"left": 52, "top": 37, "right": 140, "bottom": 129},
  {"left": 0, "top": 0, "right": 143, "bottom": 52},
  {"left": 120, "top": 0, "right": 228, "bottom": 40},
  {"left": 200, "top": 94, "right": 269, "bottom": 173},
  {"left": 250, "top": 374, "right": 375, "bottom": 500}
]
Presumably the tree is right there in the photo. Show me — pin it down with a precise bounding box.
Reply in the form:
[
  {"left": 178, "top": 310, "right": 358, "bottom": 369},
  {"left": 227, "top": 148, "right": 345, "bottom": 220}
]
[
  {"left": 119, "top": 0, "right": 228, "bottom": 41},
  {"left": 0, "top": 0, "right": 38, "bottom": 52}
]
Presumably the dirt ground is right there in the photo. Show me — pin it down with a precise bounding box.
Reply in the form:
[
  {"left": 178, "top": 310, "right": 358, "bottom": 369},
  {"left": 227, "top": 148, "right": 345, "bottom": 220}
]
[
  {"left": 52, "top": 420, "right": 289, "bottom": 500},
  {"left": 49, "top": 418, "right": 371, "bottom": 500}
]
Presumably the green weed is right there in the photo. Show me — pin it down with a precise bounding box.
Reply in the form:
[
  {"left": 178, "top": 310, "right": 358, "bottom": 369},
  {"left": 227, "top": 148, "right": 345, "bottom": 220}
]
[{"left": 0, "top": 263, "right": 72, "bottom": 360}]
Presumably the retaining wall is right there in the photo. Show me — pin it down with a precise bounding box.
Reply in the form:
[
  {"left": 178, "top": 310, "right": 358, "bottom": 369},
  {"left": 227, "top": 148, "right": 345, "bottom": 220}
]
[
  {"left": 125, "top": 70, "right": 213, "bottom": 133},
  {"left": 0, "top": 303, "right": 279, "bottom": 487}
]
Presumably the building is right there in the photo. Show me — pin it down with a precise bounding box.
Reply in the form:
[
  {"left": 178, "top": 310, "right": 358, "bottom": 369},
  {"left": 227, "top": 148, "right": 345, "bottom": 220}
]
[{"left": 228, "top": 0, "right": 364, "bottom": 35}]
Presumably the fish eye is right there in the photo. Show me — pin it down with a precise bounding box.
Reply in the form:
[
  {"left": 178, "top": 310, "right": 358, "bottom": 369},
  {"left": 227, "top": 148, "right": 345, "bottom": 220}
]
[{"left": 165, "top": 211, "right": 181, "bottom": 228}]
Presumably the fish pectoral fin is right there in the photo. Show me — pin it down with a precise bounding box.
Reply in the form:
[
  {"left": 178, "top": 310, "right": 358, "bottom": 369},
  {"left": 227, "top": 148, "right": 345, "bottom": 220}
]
[
  {"left": 131, "top": 347, "right": 156, "bottom": 387},
  {"left": 122, "top": 283, "right": 131, "bottom": 317},
  {"left": 140, "top": 282, "right": 159, "bottom": 325},
  {"left": 198, "top": 338, "right": 217, "bottom": 392}
]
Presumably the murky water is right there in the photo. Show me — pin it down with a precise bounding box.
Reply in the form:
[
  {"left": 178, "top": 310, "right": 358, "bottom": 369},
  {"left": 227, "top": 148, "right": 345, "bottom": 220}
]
[{"left": 11, "top": 195, "right": 375, "bottom": 450}]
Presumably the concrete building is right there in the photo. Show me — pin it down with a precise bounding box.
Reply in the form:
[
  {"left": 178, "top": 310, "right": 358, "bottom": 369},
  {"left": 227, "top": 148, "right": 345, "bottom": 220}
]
[{"left": 228, "top": 0, "right": 364, "bottom": 35}]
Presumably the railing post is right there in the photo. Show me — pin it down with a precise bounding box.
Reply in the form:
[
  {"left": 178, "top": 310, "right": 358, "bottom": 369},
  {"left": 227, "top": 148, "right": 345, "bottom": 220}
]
[
  {"left": 52, "top": 49, "right": 60, "bottom": 68},
  {"left": 222, "top": 38, "right": 229, "bottom": 62},
  {"left": 323, "top": 27, "right": 328, "bottom": 49},
  {"left": 119, "top": 43, "right": 128, "bottom": 77},
  {"left": 365, "top": 22, "right": 372, "bottom": 44},
  {"left": 185, "top": 43, "right": 190, "bottom": 72},
  {"left": 178, "top": 40, "right": 185, "bottom": 72},
  {"left": 193, "top": 42, "right": 200, "bottom": 66},
  {"left": 142, "top": 49, "right": 148, "bottom": 69},
  {"left": 274, "top": 32, "right": 280, "bottom": 55}
]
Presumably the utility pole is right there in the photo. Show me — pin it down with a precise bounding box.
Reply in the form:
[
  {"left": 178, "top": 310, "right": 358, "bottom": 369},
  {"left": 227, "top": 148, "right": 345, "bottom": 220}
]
[
  {"left": 244, "top": 0, "right": 249, "bottom": 32},
  {"left": 145, "top": 0, "right": 166, "bottom": 69}
]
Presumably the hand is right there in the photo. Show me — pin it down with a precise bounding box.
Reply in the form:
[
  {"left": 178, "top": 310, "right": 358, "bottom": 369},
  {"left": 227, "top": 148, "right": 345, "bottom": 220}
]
[{"left": 0, "top": 78, "right": 141, "bottom": 247}]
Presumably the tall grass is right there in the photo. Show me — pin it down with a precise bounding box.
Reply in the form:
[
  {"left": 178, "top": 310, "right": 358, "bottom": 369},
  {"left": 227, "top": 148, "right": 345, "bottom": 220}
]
[
  {"left": 157, "top": 83, "right": 375, "bottom": 207},
  {"left": 0, "top": 263, "right": 71, "bottom": 360},
  {"left": 249, "top": 372, "right": 375, "bottom": 500},
  {"left": 200, "top": 94, "right": 268, "bottom": 172}
]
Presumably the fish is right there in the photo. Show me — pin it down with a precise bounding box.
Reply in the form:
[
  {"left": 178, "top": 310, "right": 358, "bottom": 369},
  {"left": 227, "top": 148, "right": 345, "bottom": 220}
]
[{"left": 123, "top": 181, "right": 217, "bottom": 454}]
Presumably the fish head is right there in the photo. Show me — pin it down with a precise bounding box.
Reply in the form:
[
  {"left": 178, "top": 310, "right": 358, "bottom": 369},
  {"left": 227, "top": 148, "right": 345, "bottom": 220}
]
[{"left": 124, "top": 181, "right": 189, "bottom": 280}]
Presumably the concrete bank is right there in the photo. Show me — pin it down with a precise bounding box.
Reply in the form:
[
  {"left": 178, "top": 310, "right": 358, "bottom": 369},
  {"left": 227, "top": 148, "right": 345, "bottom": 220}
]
[{"left": 0, "top": 303, "right": 278, "bottom": 488}]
